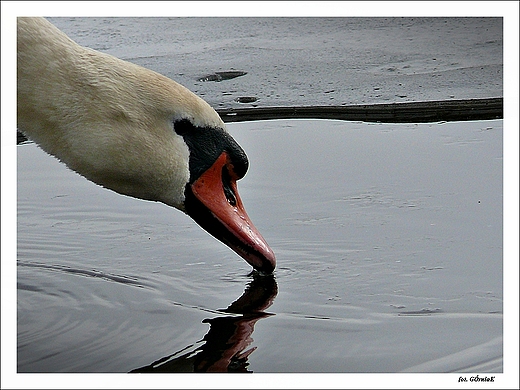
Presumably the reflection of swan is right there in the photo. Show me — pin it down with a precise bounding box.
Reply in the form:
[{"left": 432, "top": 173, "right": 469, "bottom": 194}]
[
  {"left": 131, "top": 273, "right": 278, "bottom": 372},
  {"left": 17, "top": 17, "right": 275, "bottom": 273}
]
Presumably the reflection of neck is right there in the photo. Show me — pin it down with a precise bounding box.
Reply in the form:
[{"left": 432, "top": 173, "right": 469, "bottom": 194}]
[
  {"left": 224, "top": 272, "right": 278, "bottom": 314},
  {"left": 131, "top": 273, "right": 277, "bottom": 373}
]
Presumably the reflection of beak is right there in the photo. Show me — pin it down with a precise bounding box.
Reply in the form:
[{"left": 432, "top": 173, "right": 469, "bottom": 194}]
[
  {"left": 224, "top": 272, "right": 278, "bottom": 314},
  {"left": 129, "top": 273, "right": 278, "bottom": 373},
  {"left": 185, "top": 152, "right": 276, "bottom": 273}
]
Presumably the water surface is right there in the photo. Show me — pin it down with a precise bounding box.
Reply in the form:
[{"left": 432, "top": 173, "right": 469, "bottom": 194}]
[{"left": 18, "top": 119, "right": 503, "bottom": 373}]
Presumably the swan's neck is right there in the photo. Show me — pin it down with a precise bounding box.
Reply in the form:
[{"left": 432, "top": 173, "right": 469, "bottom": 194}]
[{"left": 17, "top": 18, "right": 221, "bottom": 208}]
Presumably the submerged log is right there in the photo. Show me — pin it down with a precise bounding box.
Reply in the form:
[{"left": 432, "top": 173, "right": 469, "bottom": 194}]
[{"left": 217, "top": 97, "right": 503, "bottom": 124}]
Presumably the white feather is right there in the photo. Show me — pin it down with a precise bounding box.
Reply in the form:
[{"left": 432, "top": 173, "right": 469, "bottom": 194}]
[{"left": 17, "top": 17, "right": 226, "bottom": 209}]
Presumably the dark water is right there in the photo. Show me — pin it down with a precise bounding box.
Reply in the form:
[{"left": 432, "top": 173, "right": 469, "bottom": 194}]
[
  {"left": 18, "top": 119, "right": 503, "bottom": 374},
  {"left": 11, "top": 16, "right": 507, "bottom": 385}
]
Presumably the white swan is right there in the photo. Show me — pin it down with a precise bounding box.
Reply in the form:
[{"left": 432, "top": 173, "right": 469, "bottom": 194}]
[{"left": 17, "top": 17, "right": 275, "bottom": 273}]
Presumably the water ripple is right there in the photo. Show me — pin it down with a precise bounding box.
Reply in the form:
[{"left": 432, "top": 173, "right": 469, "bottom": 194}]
[{"left": 17, "top": 261, "right": 154, "bottom": 289}]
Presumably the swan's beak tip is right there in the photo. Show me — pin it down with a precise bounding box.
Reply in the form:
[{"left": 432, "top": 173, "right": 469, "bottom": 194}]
[
  {"left": 225, "top": 217, "right": 276, "bottom": 274},
  {"left": 247, "top": 243, "right": 276, "bottom": 274},
  {"left": 264, "top": 249, "right": 276, "bottom": 274}
]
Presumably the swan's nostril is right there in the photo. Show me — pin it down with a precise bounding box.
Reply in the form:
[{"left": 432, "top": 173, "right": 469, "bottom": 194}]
[
  {"left": 222, "top": 166, "right": 237, "bottom": 206},
  {"left": 224, "top": 186, "right": 237, "bottom": 206}
]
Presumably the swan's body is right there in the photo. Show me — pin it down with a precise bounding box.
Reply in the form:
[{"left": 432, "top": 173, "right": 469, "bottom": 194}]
[{"left": 17, "top": 17, "right": 275, "bottom": 273}]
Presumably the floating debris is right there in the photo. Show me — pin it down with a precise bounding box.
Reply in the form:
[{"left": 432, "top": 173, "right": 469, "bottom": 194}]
[
  {"left": 198, "top": 70, "right": 247, "bottom": 82},
  {"left": 398, "top": 308, "right": 443, "bottom": 316},
  {"left": 235, "top": 96, "right": 258, "bottom": 104}
]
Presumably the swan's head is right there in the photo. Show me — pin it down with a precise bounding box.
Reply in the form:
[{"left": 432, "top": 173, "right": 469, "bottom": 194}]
[{"left": 170, "top": 112, "right": 276, "bottom": 274}]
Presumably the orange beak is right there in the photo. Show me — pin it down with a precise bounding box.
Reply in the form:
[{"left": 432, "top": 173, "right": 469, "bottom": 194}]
[{"left": 186, "top": 152, "right": 276, "bottom": 273}]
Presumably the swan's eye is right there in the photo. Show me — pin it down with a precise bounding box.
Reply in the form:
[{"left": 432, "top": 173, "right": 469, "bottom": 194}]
[{"left": 222, "top": 166, "right": 237, "bottom": 206}]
